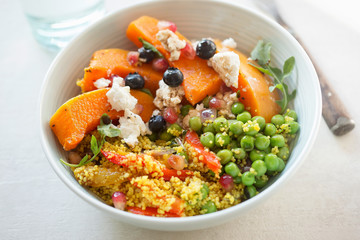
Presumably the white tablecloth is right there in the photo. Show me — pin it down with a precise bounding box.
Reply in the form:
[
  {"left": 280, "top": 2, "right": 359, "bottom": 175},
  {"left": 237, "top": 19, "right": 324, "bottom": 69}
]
[{"left": 1, "top": 0, "right": 359, "bottom": 239}]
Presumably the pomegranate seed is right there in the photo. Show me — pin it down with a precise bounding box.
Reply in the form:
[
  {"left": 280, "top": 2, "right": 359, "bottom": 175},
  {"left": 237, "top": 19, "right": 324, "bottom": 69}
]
[
  {"left": 168, "top": 155, "right": 185, "bottom": 170},
  {"left": 220, "top": 82, "right": 232, "bottom": 92},
  {"left": 181, "top": 42, "right": 196, "bottom": 60},
  {"left": 127, "top": 51, "right": 140, "bottom": 66},
  {"left": 112, "top": 191, "right": 126, "bottom": 210},
  {"left": 152, "top": 58, "right": 169, "bottom": 72},
  {"left": 200, "top": 109, "right": 217, "bottom": 122},
  {"left": 68, "top": 152, "right": 82, "bottom": 164},
  {"left": 163, "top": 107, "right": 178, "bottom": 124},
  {"left": 157, "top": 21, "right": 177, "bottom": 32},
  {"left": 219, "top": 174, "right": 234, "bottom": 192},
  {"left": 209, "top": 97, "right": 225, "bottom": 109},
  {"left": 132, "top": 104, "right": 144, "bottom": 115}
]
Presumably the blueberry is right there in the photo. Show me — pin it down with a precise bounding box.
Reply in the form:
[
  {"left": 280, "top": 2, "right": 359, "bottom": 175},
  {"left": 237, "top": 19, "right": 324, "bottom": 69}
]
[
  {"left": 124, "top": 72, "right": 145, "bottom": 89},
  {"left": 163, "top": 67, "right": 183, "bottom": 87},
  {"left": 138, "top": 47, "right": 156, "bottom": 63},
  {"left": 196, "top": 39, "right": 216, "bottom": 59},
  {"left": 149, "top": 115, "right": 166, "bottom": 133}
]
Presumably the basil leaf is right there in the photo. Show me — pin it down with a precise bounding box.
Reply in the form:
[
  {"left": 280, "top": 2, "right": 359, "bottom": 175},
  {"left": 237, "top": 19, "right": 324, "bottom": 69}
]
[
  {"left": 140, "top": 88, "right": 153, "bottom": 97},
  {"left": 250, "top": 40, "right": 271, "bottom": 66},
  {"left": 98, "top": 124, "right": 121, "bottom": 138},
  {"left": 90, "top": 135, "right": 98, "bottom": 154},
  {"left": 138, "top": 37, "right": 164, "bottom": 58},
  {"left": 282, "top": 56, "right": 295, "bottom": 79}
]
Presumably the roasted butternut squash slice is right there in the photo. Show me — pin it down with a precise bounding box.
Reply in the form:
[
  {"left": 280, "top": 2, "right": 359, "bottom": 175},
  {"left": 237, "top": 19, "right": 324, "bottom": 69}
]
[
  {"left": 78, "top": 49, "right": 163, "bottom": 95},
  {"left": 50, "top": 89, "right": 155, "bottom": 151}
]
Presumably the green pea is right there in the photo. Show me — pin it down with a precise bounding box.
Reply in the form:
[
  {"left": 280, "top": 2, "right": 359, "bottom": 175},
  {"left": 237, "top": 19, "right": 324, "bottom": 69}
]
[
  {"left": 215, "top": 133, "right": 230, "bottom": 147},
  {"left": 288, "top": 121, "right": 300, "bottom": 134},
  {"left": 255, "top": 134, "right": 270, "bottom": 150},
  {"left": 233, "top": 175, "right": 242, "bottom": 184},
  {"left": 228, "top": 140, "right": 239, "bottom": 149},
  {"left": 217, "top": 149, "right": 233, "bottom": 165},
  {"left": 284, "top": 109, "right": 298, "bottom": 121},
  {"left": 264, "top": 123, "right": 277, "bottom": 136},
  {"left": 277, "top": 147, "right": 290, "bottom": 160},
  {"left": 202, "top": 123, "right": 215, "bottom": 133},
  {"left": 213, "top": 117, "right": 229, "bottom": 132},
  {"left": 231, "top": 102, "right": 245, "bottom": 115},
  {"left": 243, "top": 121, "right": 259, "bottom": 136},
  {"left": 202, "top": 95, "right": 212, "bottom": 108},
  {"left": 277, "top": 158, "right": 286, "bottom": 172},
  {"left": 224, "top": 162, "right": 240, "bottom": 177},
  {"left": 245, "top": 185, "right": 257, "bottom": 198},
  {"left": 229, "top": 121, "right": 243, "bottom": 136},
  {"left": 159, "top": 131, "right": 173, "bottom": 141},
  {"left": 252, "top": 116, "right": 266, "bottom": 130},
  {"left": 168, "top": 123, "right": 183, "bottom": 136},
  {"left": 240, "top": 135, "right": 255, "bottom": 151},
  {"left": 237, "top": 111, "right": 251, "bottom": 123},
  {"left": 201, "top": 184, "right": 210, "bottom": 199},
  {"left": 241, "top": 171, "right": 255, "bottom": 186},
  {"left": 180, "top": 104, "right": 193, "bottom": 116},
  {"left": 270, "top": 134, "right": 285, "bottom": 147},
  {"left": 271, "top": 114, "right": 285, "bottom": 126},
  {"left": 200, "top": 132, "right": 215, "bottom": 148},
  {"left": 263, "top": 146, "right": 271, "bottom": 154},
  {"left": 254, "top": 176, "right": 268, "bottom": 188},
  {"left": 189, "top": 116, "right": 202, "bottom": 132},
  {"left": 252, "top": 160, "right": 267, "bottom": 176},
  {"left": 147, "top": 133, "right": 157, "bottom": 141},
  {"left": 264, "top": 153, "right": 280, "bottom": 171},
  {"left": 249, "top": 150, "right": 265, "bottom": 162},
  {"left": 201, "top": 201, "right": 217, "bottom": 214},
  {"left": 232, "top": 148, "right": 246, "bottom": 160}
]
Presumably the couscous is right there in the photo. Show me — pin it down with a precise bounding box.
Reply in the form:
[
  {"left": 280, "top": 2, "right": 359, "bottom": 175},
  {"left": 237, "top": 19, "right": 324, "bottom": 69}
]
[{"left": 50, "top": 16, "right": 299, "bottom": 217}]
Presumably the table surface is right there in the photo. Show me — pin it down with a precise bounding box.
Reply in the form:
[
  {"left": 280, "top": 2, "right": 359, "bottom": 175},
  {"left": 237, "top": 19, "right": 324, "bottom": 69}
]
[{"left": 1, "top": 0, "right": 360, "bottom": 239}]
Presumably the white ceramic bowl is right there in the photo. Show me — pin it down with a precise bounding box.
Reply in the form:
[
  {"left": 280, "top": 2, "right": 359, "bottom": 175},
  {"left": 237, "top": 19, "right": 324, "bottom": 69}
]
[{"left": 40, "top": 0, "right": 321, "bottom": 231}]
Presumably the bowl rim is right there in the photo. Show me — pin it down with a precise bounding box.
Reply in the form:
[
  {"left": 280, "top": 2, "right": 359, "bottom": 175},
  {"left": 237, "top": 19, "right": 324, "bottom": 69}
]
[{"left": 39, "top": 0, "right": 322, "bottom": 227}]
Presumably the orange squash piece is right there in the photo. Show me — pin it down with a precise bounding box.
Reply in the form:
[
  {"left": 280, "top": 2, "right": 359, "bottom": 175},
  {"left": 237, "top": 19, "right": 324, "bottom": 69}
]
[
  {"left": 214, "top": 40, "right": 280, "bottom": 122},
  {"left": 126, "top": 16, "right": 223, "bottom": 105},
  {"left": 77, "top": 49, "right": 163, "bottom": 95},
  {"left": 50, "top": 89, "right": 155, "bottom": 151}
]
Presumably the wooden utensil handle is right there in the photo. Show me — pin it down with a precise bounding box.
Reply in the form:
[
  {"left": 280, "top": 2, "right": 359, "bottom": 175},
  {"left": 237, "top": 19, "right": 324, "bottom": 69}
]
[{"left": 295, "top": 38, "right": 355, "bottom": 136}]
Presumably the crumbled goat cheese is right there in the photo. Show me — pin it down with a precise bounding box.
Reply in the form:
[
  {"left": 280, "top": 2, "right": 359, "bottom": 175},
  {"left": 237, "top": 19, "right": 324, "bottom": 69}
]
[
  {"left": 218, "top": 92, "right": 239, "bottom": 119},
  {"left": 208, "top": 51, "right": 240, "bottom": 88},
  {"left": 118, "top": 109, "right": 151, "bottom": 147},
  {"left": 156, "top": 29, "right": 186, "bottom": 61},
  {"left": 106, "top": 77, "right": 137, "bottom": 111},
  {"left": 94, "top": 78, "right": 111, "bottom": 89},
  {"left": 152, "top": 109, "right": 161, "bottom": 116},
  {"left": 221, "top": 38, "right": 237, "bottom": 49},
  {"left": 153, "top": 80, "right": 185, "bottom": 109}
]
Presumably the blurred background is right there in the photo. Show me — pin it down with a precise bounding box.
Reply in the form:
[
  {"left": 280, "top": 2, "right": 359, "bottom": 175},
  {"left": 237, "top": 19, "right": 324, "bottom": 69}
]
[{"left": 1, "top": 0, "right": 359, "bottom": 239}]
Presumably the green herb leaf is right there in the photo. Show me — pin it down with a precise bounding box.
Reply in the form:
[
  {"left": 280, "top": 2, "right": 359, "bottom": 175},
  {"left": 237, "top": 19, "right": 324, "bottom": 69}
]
[
  {"left": 60, "top": 154, "right": 89, "bottom": 168},
  {"left": 97, "top": 124, "right": 121, "bottom": 138},
  {"left": 90, "top": 135, "right": 98, "bottom": 154},
  {"left": 140, "top": 88, "right": 153, "bottom": 97},
  {"left": 282, "top": 56, "right": 295, "bottom": 80},
  {"left": 248, "top": 40, "right": 296, "bottom": 113},
  {"left": 138, "top": 37, "right": 164, "bottom": 58},
  {"left": 250, "top": 40, "right": 272, "bottom": 66}
]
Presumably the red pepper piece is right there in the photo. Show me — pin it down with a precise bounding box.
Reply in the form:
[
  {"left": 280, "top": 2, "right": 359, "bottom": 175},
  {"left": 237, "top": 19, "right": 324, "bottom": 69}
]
[
  {"left": 162, "top": 168, "right": 193, "bottom": 181},
  {"left": 127, "top": 207, "right": 182, "bottom": 217},
  {"left": 185, "top": 130, "right": 221, "bottom": 176}
]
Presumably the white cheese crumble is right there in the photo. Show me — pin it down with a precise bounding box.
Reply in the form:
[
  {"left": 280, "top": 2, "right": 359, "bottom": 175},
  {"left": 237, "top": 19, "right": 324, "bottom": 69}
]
[
  {"left": 118, "top": 109, "right": 151, "bottom": 147},
  {"left": 208, "top": 51, "right": 240, "bottom": 88},
  {"left": 152, "top": 109, "right": 161, "bottom": 116},
  {"left": 94, "top": 78, "right": 111, "bottom": 89},
  {"left": 221, "top": 38, "right": 237, "bottom": 49},
  {"left": 156, "top": 29, "right": 186, "bottom": 61},
  {"left": 153, "top": 80, "right": 185, "bottom": 109},
  {"left": 106, "top": 77, "right": 137, "bottom": 111}
]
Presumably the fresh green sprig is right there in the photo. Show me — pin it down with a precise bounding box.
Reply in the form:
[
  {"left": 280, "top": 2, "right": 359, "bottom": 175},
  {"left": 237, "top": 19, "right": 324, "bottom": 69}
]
[
  {"left": 248, "top": 40, "right": 296, "bottom": 113},
  {"left": 138, "top": 37, "right": 164, "bottom": 58},
  {"left": 60, "top": 114, "right": 121, "bottom": 168}
]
